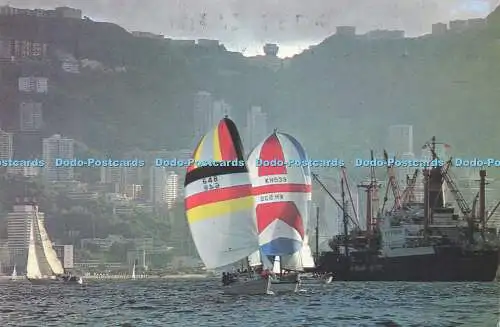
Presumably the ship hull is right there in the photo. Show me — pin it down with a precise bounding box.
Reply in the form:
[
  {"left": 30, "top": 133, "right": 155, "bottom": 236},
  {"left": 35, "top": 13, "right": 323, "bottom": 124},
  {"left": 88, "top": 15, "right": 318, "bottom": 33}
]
[{"left": 317, "top": 248, "right": 499, "bottom": 282}]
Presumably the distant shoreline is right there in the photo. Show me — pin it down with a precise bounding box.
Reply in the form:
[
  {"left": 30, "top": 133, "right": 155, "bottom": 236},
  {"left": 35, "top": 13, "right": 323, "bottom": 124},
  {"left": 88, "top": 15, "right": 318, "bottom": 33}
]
[{"left": 83, "top": 274, "right": 210, "bottom": 280}]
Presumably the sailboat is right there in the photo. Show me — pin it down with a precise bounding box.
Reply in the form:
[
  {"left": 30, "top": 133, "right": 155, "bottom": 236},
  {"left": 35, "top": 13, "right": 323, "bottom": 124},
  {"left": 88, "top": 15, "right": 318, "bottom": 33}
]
[
  {"left": 26, "top": 205, "right": 82, "bottom": 284},
  {"left": 131, "top": 262, "right": 136, "bottom": 280},
  {"left": 10, "top": 264, "right": 23, "bottom": 281},
  {"left": 184, "top": 117, "right": 271, "bottom": 295},
  {"left": 247, "top": 130, "right": 312, "bottom": 293}
]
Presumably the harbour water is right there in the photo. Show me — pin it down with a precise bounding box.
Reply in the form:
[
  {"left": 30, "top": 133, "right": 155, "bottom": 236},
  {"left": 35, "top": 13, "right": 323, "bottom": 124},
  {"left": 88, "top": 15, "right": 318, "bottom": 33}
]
[{"left": 0, "top": 279, "right": 498, "bottom": 326}]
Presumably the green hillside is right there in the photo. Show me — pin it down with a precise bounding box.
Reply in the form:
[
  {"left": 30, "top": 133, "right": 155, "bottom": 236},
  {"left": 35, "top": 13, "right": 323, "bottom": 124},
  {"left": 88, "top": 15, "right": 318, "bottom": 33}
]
[{"left": 0, "top": 8, "right": 499, "bottom": 173}]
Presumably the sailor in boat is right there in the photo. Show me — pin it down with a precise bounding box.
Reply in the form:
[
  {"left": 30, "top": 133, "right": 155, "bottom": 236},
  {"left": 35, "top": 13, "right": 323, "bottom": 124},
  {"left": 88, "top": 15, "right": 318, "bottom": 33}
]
[
  {"left": 222, "top": 272, "right": 237, "bottom": 286},
  {"left": 260, "top": 268, "right": 271, "bottom": 279}
]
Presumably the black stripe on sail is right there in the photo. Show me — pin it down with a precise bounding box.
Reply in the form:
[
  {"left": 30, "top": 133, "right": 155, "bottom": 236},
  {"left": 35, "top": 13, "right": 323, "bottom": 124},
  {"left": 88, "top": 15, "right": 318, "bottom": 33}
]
[
  {"left": 185, "top": 165, "right": 247, "bottom": 186},
  {"left": 184, "top": 117, "right": 248, "bottom": 186},
  {"left": 223, "top": 117, "right": 246, "bottom": 161}
]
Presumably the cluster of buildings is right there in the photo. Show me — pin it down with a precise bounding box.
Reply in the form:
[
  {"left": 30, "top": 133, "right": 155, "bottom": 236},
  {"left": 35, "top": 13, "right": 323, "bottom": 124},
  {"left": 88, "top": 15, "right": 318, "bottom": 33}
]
[
  {"left": 193, "top": 91, "right": 269, "bottom": 153},
  {"left": 334, "top": 16, "right": 487, "bottom": 40},
  {"left": 0, "top": 5, "right": 82, "bottom": 19}
]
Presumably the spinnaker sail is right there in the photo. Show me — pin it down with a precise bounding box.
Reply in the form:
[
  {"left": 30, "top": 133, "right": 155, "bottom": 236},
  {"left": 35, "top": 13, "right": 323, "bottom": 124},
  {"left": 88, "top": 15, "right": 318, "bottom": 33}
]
[
  {"left": 184, "top": 117, "right": 260, "bottom": 270},
  {"left": 247, "top": 131, "right": 311, "bottom": 257}
]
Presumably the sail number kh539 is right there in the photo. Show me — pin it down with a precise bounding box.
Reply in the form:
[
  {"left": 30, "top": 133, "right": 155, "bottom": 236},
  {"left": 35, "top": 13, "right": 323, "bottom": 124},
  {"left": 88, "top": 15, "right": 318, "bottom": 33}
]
[{"left": 202, "top": 176, "right": 220, "bottom": 190}]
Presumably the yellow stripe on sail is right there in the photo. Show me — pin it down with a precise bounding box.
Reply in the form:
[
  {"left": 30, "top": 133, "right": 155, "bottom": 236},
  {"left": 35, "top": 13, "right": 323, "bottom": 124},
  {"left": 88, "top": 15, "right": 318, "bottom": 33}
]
[
  {"left": 193, "top": 135, "right": 206, "bottom": 167},
  {"left": 212, "top": 128, "right": 222, "bottom": 161},
  {"left": 187, "top": 196, "right": 254, "bottom": 223}
]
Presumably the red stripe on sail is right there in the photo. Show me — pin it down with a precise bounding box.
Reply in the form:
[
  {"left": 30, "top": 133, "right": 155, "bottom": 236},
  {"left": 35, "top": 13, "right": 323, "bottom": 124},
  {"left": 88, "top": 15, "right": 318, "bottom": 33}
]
[
  {"left": 187, "top": 139, "right": 203, "bottom": 172},
  {"left": 218, "top": 120, "right": 237, "bottom": 161},
  {"left": 252, "top": 183, "right": 311, "bottom": 195},
  {"left": 185, "top": 184, "right": 252, "bottom": 210},
  {"left": 258, "top": 134, "right": 287, "bottom": 176},
  {"left": 256, "top": 201, "right": 304, "bottom": 237}
]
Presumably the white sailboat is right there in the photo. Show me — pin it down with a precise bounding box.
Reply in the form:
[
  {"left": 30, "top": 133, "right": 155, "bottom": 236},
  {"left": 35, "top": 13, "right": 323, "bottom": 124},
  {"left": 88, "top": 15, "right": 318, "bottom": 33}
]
[
  {"left": 10, "top": 264, "right": 23, "bottom": 281},
  {"left": 131, "top": 262, "right": 136, "bottom": 280},
  {"left": 247, "top": 130, "right": 312, "bottom": 294},
  {"left": 184, "top": 117, "right": 271, "bottom": 295},
  {"left": 26, "top": 205, "right": 82, "bottom": 284}
]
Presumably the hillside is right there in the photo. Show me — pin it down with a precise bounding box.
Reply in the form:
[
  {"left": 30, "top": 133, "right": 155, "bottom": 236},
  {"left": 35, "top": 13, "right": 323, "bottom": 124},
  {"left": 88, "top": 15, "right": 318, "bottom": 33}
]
[{"left": 0, "top": 9, "right": 499, "bottom": 173}]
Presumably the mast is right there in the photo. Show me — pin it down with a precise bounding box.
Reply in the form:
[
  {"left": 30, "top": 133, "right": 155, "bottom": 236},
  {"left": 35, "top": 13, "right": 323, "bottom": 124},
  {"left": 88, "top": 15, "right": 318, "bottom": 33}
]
[
  {"left": 423, "top": 169, "right": 430, "bottom": 242},
  {"left": 479, "top": 170, "right": 486, "bottom": 239},
  {"left": 341, "top": 176, "right": 349, "bottom": 257},
  {"left": 315, "top": 205, "right": 320, "bottom": 264},
  {"left": 357, "top": 150, "right": 380, "bottom": 232}
]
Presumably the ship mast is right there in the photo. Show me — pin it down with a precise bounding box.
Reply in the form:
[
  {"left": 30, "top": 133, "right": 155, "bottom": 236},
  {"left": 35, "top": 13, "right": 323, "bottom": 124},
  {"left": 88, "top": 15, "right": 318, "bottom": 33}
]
[
  {"left": 315, "top": 206, "right": 320, "bottom": 264},
  {"left": 341, "top": 175, "right": 349, "bottom": 257},
  {"left": 357, "top": 150, "right": 381, "bottom": 232}
]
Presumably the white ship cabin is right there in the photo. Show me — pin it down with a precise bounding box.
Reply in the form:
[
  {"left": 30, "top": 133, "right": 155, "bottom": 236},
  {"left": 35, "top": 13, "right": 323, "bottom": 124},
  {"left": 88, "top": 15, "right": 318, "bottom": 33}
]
[{"left": 379, "top": 217, "right": 435, "bottom": 257}]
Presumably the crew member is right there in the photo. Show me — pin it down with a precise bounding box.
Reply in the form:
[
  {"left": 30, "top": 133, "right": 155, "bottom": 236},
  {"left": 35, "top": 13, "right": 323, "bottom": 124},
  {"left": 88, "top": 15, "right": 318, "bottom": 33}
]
[{"left": 260, "top": 269, "right": 270, "bottom": 279}]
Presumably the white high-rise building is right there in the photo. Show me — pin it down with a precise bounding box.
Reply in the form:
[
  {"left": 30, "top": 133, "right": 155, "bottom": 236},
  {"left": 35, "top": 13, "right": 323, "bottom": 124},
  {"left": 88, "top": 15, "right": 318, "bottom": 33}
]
[
  {"left": 387, "top": 125, "right": 413, "bottom": 156},
  {"left": 42, "top": 134, "right": 74, "bottom": 181},
  {"left": 245, "top": 106, "right": 268, "bottom": 152},
  {"left": 165, "top": 171, "right": 179, "bottom": 209},
  {"left": 0, "top": 128, "right": 13, "bottom": 160},
  {"left": 193, "top": 91, "right": 213, "bottom": 141},
  {"left": 7, "top": 204, "right": 45, "bottom": 248},
  {"left": 149, "top": 166, "right": 168, "bottom": 204},
  {"left": 19, "top": 101, "right": 43, "bottom": 131},
  {"left": 212, "top": 99, "right": 231, "bottom": 126}
]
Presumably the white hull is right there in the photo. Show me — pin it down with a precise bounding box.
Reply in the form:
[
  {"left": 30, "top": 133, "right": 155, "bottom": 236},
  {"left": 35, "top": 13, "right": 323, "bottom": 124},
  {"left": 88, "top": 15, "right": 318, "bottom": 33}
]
[
  {"left": 270, "top": 279, "right": 300, "bottom": 294},
  {"left": 223, "top": 277, "right": 271, "bottom": 295}
]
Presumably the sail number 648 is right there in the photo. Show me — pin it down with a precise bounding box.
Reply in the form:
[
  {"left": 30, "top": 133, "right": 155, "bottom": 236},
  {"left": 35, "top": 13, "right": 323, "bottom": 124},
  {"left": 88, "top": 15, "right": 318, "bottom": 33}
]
[{"left": 202, "top": 176, "right": 220, "bottom": 190}]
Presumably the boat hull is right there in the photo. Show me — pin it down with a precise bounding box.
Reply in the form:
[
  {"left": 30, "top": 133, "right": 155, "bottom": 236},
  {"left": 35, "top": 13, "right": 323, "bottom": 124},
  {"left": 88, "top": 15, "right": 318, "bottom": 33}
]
[
  {"left": 28, "top": 276, "right": 83, "bottom": 285},
  {"left": 223, "top": 277, "right": 271, "bottom": 295},
  {"left": 316, "top": 247, "right": 500, "bottom": 281}
]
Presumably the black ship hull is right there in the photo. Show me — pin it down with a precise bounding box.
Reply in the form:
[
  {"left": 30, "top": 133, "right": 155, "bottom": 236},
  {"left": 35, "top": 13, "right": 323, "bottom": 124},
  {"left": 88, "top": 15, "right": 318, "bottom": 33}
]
[{"left": 316, "top": 247, "right": 499, "bottom": 282}]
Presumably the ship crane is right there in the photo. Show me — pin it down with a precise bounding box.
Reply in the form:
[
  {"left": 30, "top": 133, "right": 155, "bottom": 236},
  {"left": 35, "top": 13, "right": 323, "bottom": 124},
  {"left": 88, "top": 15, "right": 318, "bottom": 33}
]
[
  {"left": 382, "top": 150, "right": 402, "bottom": 211},
  {"left": 400, "top": 169, "right": 419, "bottom": 204},
  {"left": 486, "top": 200, "right": 500, "bottom": 224},
  {"left": 422, "top": 137, "right": 472, "bottom": 220},
  {"left": 357, "top": 150, "right": 382, "bottom": 232},
  {"left": 311, "top": 172, "right": 360, "bottom": 228}
]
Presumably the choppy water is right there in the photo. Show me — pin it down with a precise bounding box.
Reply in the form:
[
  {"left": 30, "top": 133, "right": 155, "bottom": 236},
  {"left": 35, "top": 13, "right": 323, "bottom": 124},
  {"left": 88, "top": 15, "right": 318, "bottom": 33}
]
[{"left": 0, "top": 279, "right": 498, "bottom": 327}]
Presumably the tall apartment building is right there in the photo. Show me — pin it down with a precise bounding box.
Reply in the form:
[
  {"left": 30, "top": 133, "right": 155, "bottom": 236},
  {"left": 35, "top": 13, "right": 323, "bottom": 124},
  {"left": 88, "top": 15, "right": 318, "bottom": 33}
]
[
  {"left": 387, "top": 124, "right": 413, "bottom": 156},
  {"left": 165, "top": 171, "right": 179, "bottom": 209},
  {"left": 244, "top": 106, "right": 268, "bottom": 153},
  {"left": 42, "top": 134, "right": 74, "bottom": 181},
  {"left": 0, "top": 129, "right": 13, "bottom": 160},
  {"left": 7, "top": 204, "right": 44, "bottom": 248},
  {"left": 212, "top": 99, "right": 231, "bottom": 126},
  {"left": 193, "top": 91, "right": 213, "bottom": 142},
  {"left": 19, "top": 101, "right": 43, "bottom": 132},
  {"left": 149, "top": 166, "right": 168, "bottom": 204}
]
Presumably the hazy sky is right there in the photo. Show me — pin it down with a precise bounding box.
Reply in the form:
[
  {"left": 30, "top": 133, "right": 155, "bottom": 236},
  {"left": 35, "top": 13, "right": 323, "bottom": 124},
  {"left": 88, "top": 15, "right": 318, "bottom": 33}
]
[{"left": 1, "top": 0, "right": 498, "bottom": 56}]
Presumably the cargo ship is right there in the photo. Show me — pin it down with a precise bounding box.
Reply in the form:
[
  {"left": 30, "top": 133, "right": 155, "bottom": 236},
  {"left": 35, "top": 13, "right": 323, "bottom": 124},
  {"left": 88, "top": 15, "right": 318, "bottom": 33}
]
[{"left": 314, "top": 137, "right": 500, "bottom": 281}]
